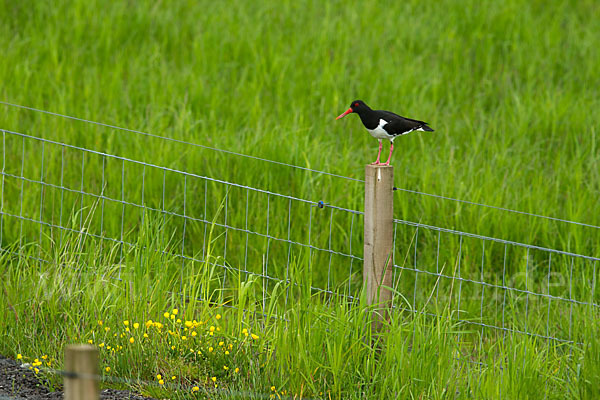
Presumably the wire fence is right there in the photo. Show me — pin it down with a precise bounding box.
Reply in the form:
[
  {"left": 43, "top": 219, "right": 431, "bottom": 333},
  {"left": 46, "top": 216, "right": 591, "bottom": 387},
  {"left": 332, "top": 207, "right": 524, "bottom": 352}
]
[
  {"left": 0, "top": 128, "right": 364, "bottom": 304},
  {"left": 1, "top": 106, "right": 600, "bottom": 373},
  {"left": 3, "top": 100, "right": 599, "bottom": 232}
]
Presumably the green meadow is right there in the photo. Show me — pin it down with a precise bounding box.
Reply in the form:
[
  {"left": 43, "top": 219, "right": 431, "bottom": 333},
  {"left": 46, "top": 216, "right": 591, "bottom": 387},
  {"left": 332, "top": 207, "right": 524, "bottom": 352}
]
[{"left": 1, "top": 0, "right": 600, "bottom": 398}]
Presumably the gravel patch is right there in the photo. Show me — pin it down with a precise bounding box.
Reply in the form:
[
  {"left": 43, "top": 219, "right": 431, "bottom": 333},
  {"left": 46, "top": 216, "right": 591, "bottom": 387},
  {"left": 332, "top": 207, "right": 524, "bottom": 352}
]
[{"left": 0, "top": 356, "right": 155, "bottom": 400}]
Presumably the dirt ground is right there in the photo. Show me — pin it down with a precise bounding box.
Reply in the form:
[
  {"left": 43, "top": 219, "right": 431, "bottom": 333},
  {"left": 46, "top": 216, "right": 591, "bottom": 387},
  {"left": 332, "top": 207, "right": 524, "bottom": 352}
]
[{"left": 0, "top": 355, "right": 154, "bottom": 400}]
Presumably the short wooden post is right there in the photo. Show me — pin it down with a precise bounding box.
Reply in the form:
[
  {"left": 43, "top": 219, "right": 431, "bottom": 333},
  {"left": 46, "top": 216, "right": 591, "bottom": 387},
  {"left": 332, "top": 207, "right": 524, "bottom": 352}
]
[
  {"left": 364, "top": 165, "right": 394, "bottom": 322},
  {"left": 64, "top": 345, "right": 99, "bottom": 400}
]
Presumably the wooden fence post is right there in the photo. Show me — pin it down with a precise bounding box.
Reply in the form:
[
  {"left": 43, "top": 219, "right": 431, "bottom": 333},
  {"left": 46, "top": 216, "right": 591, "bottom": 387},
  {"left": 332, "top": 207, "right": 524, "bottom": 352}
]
[
  {"left": 364, "top": 164, "right": 394, "bottom": 323},
  {"left": 64, "top": 344, "right": 99, "bottom": 400}
]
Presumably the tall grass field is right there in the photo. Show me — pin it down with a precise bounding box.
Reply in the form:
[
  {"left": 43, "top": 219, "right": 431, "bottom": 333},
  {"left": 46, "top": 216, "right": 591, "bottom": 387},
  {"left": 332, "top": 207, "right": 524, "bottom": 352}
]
[{"left": 1, "top": 0, "right": 600, "bottom": 398}]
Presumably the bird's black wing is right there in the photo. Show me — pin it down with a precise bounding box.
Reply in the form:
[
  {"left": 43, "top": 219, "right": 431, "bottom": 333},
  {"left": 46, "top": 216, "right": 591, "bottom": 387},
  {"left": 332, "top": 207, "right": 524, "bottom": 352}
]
[
  {"left": 381, "top": 114, "right": 434, "bottom": 135},
  {"left": 377, "top": 110, "right": 429, "bottom": 125}
]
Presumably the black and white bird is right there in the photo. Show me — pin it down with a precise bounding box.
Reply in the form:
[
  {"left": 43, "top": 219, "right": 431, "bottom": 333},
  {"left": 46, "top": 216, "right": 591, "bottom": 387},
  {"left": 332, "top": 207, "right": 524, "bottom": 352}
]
[{"left": 336, "top": 100, "right": 434, "bottom": 165}]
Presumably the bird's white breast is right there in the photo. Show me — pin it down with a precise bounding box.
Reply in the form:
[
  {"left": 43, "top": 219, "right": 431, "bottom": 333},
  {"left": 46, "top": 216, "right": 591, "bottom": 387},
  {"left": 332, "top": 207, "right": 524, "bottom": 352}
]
[{"left": 367, "top": 119, "right": 393, "bottom": 140}]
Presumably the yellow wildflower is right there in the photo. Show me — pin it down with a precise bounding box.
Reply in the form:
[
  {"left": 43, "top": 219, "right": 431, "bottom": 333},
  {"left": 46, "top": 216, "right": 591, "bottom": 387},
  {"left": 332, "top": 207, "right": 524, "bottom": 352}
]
[
  {"left": 216, "top": 314, "right": 221, "bottom": 320},
  {"left": 171, "top": 376, "right": 176, "bottom": 380},
  {"left": 105, "top": 367, "right": 111, "bottom": 372},
  {"left": 170, "top": 314, "right": 175, "bottom": 320},
  {"left": 182, "top": 336, "right": 187, "bottom": 340},
  {"left": 98, "top": 343, "right": 105, "bottom": 348},
  {"left": 219, "top": 341, "right": 224, "bottom": 346},
  {"left": 172, "top": 309, "right": 178, "bottom": 315},
  {"left": 105, "top": 327, "right": 110, "bottom": 332},
  {"left": 129, "top": 337, "right": 134, "bottom": 344},
  {"left": 17, "top": 354, "right": 22, "bottom": 360},
  {"left": 185, "top": 321, "right": 193, "bottom": 328},
  {"left": 159, "top": 379, "right": 164, "bottom": 385},
  {"left": 146, "top": 320, "right": 153, "bottom": 328},
  {"left": 144, "top": 333, "right": 149, "bottom": 338},
  {"left": 251, "top": 334, "right": 259, "bottom": 340},
  {"left": 88, "top": 340, "right": 93, "bottom": 344},
  {"left": 163, "top": 312, "right": 170, "bottom": 319},
  {"left": 225, "top": 351, "right": 230, "bottom": 355},
  {"left": 133, "top": 323, "right": 139, "bottom": 329},
  {"left": 211, "top": 377, "right": 216, "bottom": 382},
  {"left": 271, "top": 386, "right": 276, "bottom": 391},
  {"left": 223, "top": 365, "right": 229, "bottom": 370},
  {"left": 97, "top": 320, "right": 103, "bottom": 326},
  {"left": 157, "top": 374, "right": 162, "bottom": 380},
  {"left": 235, "top": 367, "right": 239, "bottom": 373},
  {"left": 191, "top": 331, "right": 197, "bottom": 337},
  {"left": 125, "top": 328, "right": 130, "bottom": 332},
  {"left": 192, "top": 386, "right": 199, "bottom": 392},
  {"left": 123, "top": 320, "right": 129, "bottom": 326},
  {"left": 34, "top": 368, "right": 39, "bottom": 374}
]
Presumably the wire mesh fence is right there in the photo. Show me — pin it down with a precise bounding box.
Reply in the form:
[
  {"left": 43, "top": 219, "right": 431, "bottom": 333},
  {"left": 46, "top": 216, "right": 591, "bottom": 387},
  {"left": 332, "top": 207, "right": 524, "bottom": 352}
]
[
  {"left": 0, "top": 129, "right": 364, "bottom": 305},
  {"left": 2, "top": 125, "right": 599, "bottom": 363},
  {"left": 390, "top": 217, "right": 599, "bottom": 361}
]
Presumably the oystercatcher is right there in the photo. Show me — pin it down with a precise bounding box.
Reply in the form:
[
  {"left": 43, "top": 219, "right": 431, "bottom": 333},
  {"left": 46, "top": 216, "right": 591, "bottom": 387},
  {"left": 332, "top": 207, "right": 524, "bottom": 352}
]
[{"left": 336, "top": 100, "right": 434, "bottom": 165}]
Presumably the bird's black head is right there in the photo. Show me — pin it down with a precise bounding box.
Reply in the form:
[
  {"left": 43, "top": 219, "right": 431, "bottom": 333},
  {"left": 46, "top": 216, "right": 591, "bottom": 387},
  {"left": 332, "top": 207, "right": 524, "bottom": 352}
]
[{"left": 336, "top": 100, "right": 370, "bottom": 120}]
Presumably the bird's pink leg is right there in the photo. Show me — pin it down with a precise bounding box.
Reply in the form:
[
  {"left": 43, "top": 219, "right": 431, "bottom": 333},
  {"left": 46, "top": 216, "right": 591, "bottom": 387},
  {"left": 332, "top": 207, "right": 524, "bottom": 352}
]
[
  {"left": 383, "top": 142, "right": 394, "bottom": 165},
  {"left": 371, "top": 140, "right": 383, "bottom": 165}
]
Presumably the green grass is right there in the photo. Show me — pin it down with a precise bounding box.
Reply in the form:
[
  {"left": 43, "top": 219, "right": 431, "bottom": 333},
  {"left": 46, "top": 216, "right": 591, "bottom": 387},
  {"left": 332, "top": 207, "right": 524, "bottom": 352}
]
[{"left": 1, "top": 0, "right": 600, "bottom": 398}]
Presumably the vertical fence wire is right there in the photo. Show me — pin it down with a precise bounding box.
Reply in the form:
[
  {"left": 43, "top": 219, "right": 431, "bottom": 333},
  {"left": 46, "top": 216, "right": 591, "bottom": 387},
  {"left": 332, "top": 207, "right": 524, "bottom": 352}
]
[
  {"left": 0, "top": 132, "right": 4, "bottom": 252},
  {"left": 18, "top": 137, "right": 25, "bottom": 251},
  {"left": 37, "top": 142, "right": 45, "bottom": 264}
]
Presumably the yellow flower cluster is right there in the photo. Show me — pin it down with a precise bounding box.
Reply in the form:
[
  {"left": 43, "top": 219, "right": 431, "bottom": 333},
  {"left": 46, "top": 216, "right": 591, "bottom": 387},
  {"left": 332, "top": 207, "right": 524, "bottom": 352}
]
[
  {"left": 145, "top": 320, "right": 164, "bottom": 330},
  {"left": 241, "top": 328, "right": 260, "bottom": 340},
  {"left": 19, "top": 308, "right": 261, "bottom": 397},
  {"left": 21, "top": 355, "right": 54, "bottom": 375}
]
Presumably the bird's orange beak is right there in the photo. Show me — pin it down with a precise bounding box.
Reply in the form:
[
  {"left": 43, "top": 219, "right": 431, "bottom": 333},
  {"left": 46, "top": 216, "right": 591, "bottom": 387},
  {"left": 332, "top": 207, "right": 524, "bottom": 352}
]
[{"left": 336, "top": 108, "right": 353, "bottom": 120}]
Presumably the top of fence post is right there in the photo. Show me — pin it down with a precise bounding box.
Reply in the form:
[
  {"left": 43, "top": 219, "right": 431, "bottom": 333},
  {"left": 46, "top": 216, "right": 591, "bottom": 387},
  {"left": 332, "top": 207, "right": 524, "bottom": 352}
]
[{"left": 64, "top": 344, "right": 99, "bottom": 400}]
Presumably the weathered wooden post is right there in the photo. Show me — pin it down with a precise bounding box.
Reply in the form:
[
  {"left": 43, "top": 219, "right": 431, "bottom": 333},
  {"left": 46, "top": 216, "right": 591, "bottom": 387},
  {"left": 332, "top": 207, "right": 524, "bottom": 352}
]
[
  {"left": 364, "top": 165, "right": 394, "bottom": 324},
  {"left": 64, "top": 344, "right": 99, "bottom": 400}
]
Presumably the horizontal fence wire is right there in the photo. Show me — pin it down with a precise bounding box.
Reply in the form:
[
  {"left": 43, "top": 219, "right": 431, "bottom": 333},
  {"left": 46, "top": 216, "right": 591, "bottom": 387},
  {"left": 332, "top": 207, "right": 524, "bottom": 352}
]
[
  {"left": 1, "top": 124, "right": 599, "bottom": 377},
  {"left": 0, "top": 100, "right": 363, "bottom": 184}
]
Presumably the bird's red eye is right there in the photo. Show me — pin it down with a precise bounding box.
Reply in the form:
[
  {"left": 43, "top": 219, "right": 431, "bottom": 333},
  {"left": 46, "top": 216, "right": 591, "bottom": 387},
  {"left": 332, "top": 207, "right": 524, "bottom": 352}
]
[{"left": 354, "top": 103, "right": 358, "bottom": 107}]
